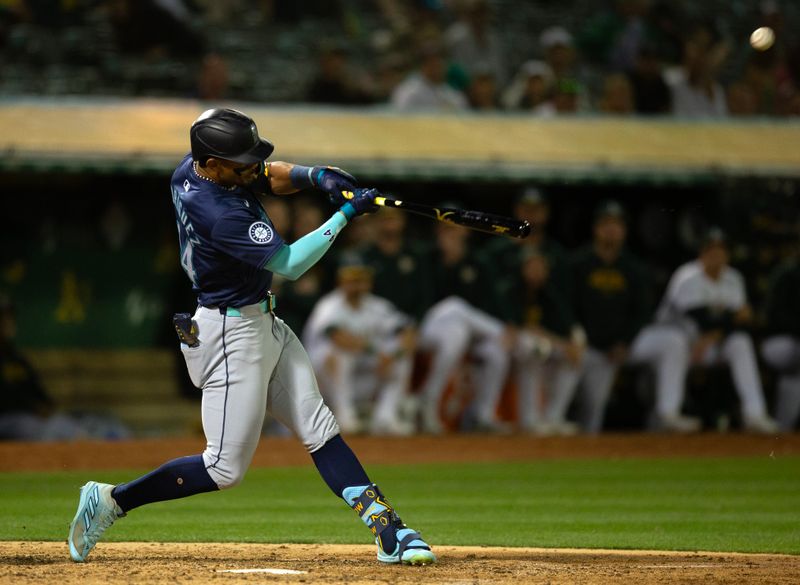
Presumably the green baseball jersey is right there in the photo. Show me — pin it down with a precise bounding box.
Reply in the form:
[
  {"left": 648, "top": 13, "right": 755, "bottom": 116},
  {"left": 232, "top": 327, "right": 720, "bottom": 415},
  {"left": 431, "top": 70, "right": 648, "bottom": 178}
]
[
  {"left": 432, "top": 249, "right": 498, "bottom": 312},
  {"left": 509, "top": 281, "right": 575, "bottom": 338},
  {"left": 478, "top": 236, "right": 569, "bottom": 321},
  {"left": 361, "top": 241, "right": 435, "bottom": 322},
  {"left": 568, "top": 245, "right": 650, "bottom": 350}
]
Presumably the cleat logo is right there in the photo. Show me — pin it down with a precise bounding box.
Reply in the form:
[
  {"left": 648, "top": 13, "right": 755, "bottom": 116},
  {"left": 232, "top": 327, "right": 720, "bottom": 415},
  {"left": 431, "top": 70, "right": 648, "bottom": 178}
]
[{"left": 82, "top": 485, "right": 100, "bottom": 533}]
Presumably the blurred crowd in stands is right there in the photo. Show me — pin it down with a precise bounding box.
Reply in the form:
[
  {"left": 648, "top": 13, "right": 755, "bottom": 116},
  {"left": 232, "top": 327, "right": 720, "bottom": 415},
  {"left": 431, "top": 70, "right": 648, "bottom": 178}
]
[{"left": 2, "top": 0, "right": 800, "bottom": 116}]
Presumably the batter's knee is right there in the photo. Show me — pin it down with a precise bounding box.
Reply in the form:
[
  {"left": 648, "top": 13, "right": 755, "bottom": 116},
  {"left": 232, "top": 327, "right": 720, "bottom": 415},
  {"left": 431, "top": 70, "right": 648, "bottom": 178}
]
[
  {"left": 202, "top": 454, "right": 248, "bottom": 490},
  {"left": 303, "top": 409, "right": 341, "bottom": 453},
  {"left": 285, "top": 402, "right": 340, "bottom": 454}
]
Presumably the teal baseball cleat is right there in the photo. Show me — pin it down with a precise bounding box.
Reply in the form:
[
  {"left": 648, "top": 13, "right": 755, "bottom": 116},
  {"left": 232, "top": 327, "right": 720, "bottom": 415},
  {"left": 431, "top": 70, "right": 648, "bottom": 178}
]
[
  {"left": 344, "top": 483, "right": 436, "bottom": 566},
  {"left": 377, "top": 527, "right": 437, "bottom": 565},
  {"left": 67, "top": 481, "right": 125, "bottom": 562}
]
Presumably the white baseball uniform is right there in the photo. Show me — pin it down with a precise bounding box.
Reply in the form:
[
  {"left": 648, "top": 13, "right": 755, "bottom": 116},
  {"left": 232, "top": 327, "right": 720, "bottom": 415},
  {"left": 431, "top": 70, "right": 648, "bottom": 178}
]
[
  {"left": 417, "top": 296, "right": 510, "bottom": 430},
  {"left": 303, "top": 290, "right": 413, "bottom": 434},
  {"left": 629, "top": 324, "right": 692, "bottom": 422},
  {"left": 513, "top": 331, "right": 582, "bottom": 434},
  {"left": 655, "top": 260, "right": 770, "bottom": 423}
]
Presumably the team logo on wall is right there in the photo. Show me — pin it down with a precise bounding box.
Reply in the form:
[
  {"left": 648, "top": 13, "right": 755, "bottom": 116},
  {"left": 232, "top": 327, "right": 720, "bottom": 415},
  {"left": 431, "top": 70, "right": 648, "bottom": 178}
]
[{"left": 249, "top": 222, "right": 273, "bottom": 244}]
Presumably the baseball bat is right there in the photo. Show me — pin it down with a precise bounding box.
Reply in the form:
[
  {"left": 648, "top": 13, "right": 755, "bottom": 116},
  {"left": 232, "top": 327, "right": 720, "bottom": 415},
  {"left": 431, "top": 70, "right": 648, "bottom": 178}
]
[
  {"left": 374, "top": 196, "right": 531, "bottom": 239},
  {"left": 342, "top": 191, "right": 531, "bottom": 239}
]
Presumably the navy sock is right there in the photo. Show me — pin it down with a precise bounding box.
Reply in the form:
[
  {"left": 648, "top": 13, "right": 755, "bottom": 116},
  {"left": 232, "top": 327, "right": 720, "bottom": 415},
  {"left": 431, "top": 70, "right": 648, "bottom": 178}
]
[
  {"left": 111, "top": 455, "right": 218, "bottom": 513},
  {"left": 311, "top": 434, "right": 370, "bottom": 496},
  {"left": 311, "top": 435, "right": 398, "bottom": 553}
]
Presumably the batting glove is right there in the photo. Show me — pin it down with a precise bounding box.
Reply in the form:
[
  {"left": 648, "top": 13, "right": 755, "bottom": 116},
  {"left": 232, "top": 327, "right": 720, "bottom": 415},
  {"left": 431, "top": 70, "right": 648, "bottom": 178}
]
[
  {"left": 311, "top": 166, "right": 358, "bottom": 206},
  {"left": 340, "top": 188, "right": 380, "bottom": 219}
]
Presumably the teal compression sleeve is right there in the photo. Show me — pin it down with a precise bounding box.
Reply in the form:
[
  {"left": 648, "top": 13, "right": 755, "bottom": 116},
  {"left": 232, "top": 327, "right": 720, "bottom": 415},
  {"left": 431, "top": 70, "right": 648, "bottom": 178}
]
[{"left": 265, "top": 211, "right": 348, "bottom": 280}]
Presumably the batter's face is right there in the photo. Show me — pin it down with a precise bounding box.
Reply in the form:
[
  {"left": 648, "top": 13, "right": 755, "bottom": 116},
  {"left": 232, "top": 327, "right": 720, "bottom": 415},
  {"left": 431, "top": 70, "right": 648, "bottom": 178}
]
[{"left": 206, "top": 158, "right": 262, "bottom": 187}]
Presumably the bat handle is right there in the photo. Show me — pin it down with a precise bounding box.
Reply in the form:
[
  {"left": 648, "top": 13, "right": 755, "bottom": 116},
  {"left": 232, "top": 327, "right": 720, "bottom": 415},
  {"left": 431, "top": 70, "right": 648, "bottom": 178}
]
[{"left": 340, "top": 190, "right": 398, "bottom": 208}]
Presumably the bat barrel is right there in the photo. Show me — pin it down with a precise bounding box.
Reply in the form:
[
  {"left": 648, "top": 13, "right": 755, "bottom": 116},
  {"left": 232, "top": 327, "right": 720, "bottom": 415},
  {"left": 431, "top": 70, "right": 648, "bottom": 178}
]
[
  {"left": 455, "top": 210, "right": 531, "bottom": 239},
  {"left": 374, "top": 196, "right": 530, "bottom": 240}
]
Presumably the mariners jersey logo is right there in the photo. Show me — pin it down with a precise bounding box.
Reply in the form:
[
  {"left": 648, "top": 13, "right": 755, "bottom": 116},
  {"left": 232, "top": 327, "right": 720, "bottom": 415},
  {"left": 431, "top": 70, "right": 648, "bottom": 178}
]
[{"left": 249, "top": 221, "right": 273, "bottom": 244}]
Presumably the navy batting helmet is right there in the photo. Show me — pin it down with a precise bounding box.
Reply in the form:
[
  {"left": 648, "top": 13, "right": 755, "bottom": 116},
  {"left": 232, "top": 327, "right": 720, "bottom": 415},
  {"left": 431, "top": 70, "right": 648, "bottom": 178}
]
[{"left": 190, "top": 108, "right": 274, "bottom": 166}]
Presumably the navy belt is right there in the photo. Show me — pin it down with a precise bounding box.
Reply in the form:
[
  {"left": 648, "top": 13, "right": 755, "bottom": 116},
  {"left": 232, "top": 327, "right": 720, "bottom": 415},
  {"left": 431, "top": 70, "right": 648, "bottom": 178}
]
[{"left": 208, "top": 292, "right": 276, "bottom": 317}]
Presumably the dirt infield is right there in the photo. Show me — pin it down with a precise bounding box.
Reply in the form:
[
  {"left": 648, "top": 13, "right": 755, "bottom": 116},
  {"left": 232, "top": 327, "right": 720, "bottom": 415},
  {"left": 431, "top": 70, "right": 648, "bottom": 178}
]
[
  {"left": 3, "top": 541, "right": 799, "bottom": 585},
  {"left": 1, "top": 432, "right": 799, "bottom": 472},
  {"left": 2, "top": 433, "right": 799, "bottom": 584}
]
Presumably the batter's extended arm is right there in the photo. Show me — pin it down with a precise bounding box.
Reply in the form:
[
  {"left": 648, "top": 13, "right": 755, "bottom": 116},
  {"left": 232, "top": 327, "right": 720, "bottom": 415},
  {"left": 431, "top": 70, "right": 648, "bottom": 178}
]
[{"left": 264, "top": 162, "right": 299, "bottom": 195}]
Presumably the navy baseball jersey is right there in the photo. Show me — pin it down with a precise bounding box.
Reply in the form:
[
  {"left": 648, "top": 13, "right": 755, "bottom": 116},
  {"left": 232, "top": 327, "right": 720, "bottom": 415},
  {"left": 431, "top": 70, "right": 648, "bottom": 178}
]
[{"left": 170, "top": 154, "right": 285, "bottom": 307}]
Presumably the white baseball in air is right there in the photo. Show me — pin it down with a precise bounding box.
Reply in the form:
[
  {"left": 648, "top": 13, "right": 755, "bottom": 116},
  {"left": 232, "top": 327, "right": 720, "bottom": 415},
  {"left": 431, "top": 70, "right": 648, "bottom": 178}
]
[{"left": 750, "top": 26, "right": 775, "bottom": 51}]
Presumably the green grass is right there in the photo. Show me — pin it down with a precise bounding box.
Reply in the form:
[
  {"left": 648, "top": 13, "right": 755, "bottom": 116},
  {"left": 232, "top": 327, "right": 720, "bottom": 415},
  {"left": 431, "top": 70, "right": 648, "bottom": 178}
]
[{"left": 1, "top": 457, "right": 798, "bottom": 554}]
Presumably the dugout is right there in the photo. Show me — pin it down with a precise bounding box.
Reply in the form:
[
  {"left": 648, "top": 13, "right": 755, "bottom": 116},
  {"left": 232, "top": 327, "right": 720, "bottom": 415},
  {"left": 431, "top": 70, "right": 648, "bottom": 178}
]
[{"left": 1, "top": 100, "right": 799, "bottom": 434}]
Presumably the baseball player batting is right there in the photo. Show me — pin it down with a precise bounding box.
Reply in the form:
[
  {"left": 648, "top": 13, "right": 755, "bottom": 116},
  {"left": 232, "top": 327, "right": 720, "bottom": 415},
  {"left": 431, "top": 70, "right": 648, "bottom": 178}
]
[{"left": 67, "top": 108, "right": 435, "bottom": 565}]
